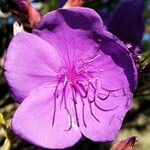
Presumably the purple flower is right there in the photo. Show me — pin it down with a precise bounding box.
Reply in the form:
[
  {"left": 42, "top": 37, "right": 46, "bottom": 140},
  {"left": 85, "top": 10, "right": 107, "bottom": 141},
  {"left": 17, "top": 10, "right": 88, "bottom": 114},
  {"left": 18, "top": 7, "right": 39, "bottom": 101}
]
[{"left": 4, "top": 7, "right": 137, "bottom": 149}]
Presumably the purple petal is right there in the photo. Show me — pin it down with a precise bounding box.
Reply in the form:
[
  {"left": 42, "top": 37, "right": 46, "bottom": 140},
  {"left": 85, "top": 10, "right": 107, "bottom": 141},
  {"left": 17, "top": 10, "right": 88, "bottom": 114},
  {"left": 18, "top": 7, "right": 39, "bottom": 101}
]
[
  {"left": 12, "top": 85, "right": 81, "bottom": 149},
  {"left": 99, "top": 32, "right": 137, "bottom": 92},
  {"left": 33, "top": 8, "right": 105, "bottom": 67},
  {"left": 4, "top": 32, "right": 62, "bottom": 102},
  {"left": 78, "top": 92, "right": 131, "bottom": 141},
  {"left": 108, "top": 0, "right": 144, "bottom": 46}
]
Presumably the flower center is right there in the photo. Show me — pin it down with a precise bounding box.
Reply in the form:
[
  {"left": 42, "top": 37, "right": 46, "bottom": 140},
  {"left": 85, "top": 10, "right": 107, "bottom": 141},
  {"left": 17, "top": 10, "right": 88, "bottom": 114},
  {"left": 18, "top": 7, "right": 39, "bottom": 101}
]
[
  {"left": 51, "top": 57, "right": 124, "bottom": 130},
  {"left": 66, "top": 67, "right": 78, "bottom": 84}
]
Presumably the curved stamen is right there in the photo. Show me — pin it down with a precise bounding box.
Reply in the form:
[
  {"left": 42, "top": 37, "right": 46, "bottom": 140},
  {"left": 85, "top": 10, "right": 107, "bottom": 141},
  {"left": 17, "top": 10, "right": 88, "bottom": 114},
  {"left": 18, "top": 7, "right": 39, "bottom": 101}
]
[
  {"left": 76, "top": 81, "right": 88, "bottom": 98},
  {"left": 71, "top": 85, "right": 81, "bottom": 127},
  {"left": 71, "top": 85, "right": 77, "bottom": 104},
  {"left": 83, "top": 54, "right": 101, "bottom": 63},
  {"left": 64, "top": 107, "right": 72, "bottom": 131},
  {"left": 94, "top": 101, "right": 118, "bottom": 112},
  {"left": 81, "top": 98, "right": 87, "bottom": 127},
  {"left": 97, "top": 92, "right": 110, "bottom": 101},
  {"left": 111, "top": 89, "right": 126, "bottom": 97},
  {"left": 73, "top": 101, "right": 79, "bottom": 127},
  {"left": 54, "top": 75, "right": 65, "bottom": 98},
  {"left": 88, "top": 98, "right": 100, "bottom": 122},
  {"left": 52, "top": 93, "right": 57, "bottom": 127},
  {"left": 60, "top": 82, "right": 67, "bottom": 108},
  {"left": 63, "top": 85, "right": 72, "bottom": 131},
  {"left": 52, "top": 75, "right": 65, "bottom": 126},
  {"left": 88, "top": 95, "right": 95, "bottom": 103},
  {"left": 102, "top": 86, "right": 122, "bottom": 92},
  {"left": 88, "top": 81, "right": 96, "bottom": 103}
]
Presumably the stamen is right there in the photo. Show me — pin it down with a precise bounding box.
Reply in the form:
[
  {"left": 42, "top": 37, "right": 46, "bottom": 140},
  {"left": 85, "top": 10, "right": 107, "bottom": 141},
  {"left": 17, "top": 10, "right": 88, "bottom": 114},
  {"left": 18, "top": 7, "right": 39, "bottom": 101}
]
[
  {"left": 88, "top": 81, "right": 96, "bottom": 103},
  {"left": 111, "top": 88, "right": 126, "bottom": 97},
  {"left": 52, "top": 75, "right": 64, "bottom": 126},
  {"left": 97, "top": 92, "right": 110, "bottom": 100},
  {"left": 81, "top": 98, "right": 87, "bottom": 127},
  {"left": 52, "top": 93, "right": 57, "bottom": 127},
  {"left": 102, "top": 86, "right": 122, "bottom": 92},
  {"left": 71, "top": 85, "right": 77, "bottom": 104},
  {"left": 60, "top": 82, "right": 67, "bottom": 108},
  {"left": 76, "top": 81, "right": 88, "bottom": 98},
  {"left": 64, "top": 107, "right": 72, "bottom": 131},
  {"left": 73, "top": 101, "right": 80, "bottom": 127},
  {"left": 94, "top": 101, "right": 118, "bottom": 111},
  {"left": 83, "top": 54, "right": 101, "bottom": 63},
  {"left": 88, "top": 98, "right": 100, "bottom": 122}
]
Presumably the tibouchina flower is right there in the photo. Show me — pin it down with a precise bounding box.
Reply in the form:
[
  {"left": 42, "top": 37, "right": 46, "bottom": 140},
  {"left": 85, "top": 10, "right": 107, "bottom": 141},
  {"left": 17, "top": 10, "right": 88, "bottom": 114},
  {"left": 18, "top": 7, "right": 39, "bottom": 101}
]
[{"left": 4, "top": 7, "right": 137, "bottom": 149}]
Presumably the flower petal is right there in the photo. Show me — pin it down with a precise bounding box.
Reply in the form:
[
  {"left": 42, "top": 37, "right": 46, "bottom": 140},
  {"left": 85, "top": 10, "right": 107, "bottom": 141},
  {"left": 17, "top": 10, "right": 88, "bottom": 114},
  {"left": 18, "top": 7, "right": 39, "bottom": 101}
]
[
  {"left": 33, "top": 7, "right": 105, "bottom": 67},
  {"left": 108, "top": 0, "right": 144, "bottom": 46},
  {"left": 79, "top": 30, "right": 137, "bottom": 92},
  {"left": 99, "top": 33, "right": 137, "bottom": 92},
  {"left": 11, "top": 85, "right": 81, "bottom": 149},
  {"left": 79, "top": 92, "right": 131, "bottom": 142},
  {"left": 4, "top": 32, "right": 62, "bottom": 102}
]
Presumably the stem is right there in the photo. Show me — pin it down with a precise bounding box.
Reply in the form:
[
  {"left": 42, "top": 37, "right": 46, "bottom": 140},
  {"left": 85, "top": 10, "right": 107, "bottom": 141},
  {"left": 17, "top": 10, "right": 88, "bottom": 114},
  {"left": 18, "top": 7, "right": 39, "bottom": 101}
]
[{"left": 1, "top": 124, "right": 11, "bottom": 150}]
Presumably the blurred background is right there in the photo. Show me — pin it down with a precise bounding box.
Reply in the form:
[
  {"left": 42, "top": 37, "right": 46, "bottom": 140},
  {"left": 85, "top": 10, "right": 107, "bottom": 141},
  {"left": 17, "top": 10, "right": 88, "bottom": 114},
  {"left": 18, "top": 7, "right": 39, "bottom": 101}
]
[{"left": 0, "top": 0, "right": 150, "bottom": 149}]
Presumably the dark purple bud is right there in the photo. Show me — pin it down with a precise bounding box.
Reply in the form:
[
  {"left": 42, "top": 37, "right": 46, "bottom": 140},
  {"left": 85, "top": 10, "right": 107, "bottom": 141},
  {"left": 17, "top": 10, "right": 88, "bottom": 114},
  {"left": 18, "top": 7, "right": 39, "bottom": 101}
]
[{"left": 108, "top": 0, "right": 144, "bottom": 46}]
